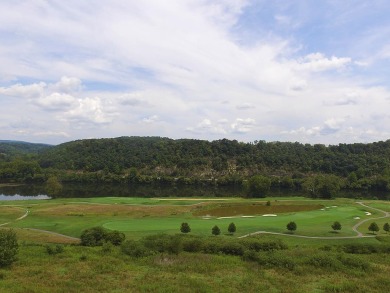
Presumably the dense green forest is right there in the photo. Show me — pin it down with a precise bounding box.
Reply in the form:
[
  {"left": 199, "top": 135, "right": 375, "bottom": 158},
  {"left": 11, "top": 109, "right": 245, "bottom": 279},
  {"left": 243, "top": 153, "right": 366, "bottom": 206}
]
[
  {"left": 1, "top": 136, "right": 390, "bottom": 197},
  {"left": 0, "top": 140, "right": 51, "bottom": 158}
]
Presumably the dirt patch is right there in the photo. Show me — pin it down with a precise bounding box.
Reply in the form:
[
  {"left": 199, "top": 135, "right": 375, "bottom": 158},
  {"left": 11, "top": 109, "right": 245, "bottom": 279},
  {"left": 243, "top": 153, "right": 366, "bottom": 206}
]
[{"left": 193, "top": 204, "right": 324, "bottom": 217}]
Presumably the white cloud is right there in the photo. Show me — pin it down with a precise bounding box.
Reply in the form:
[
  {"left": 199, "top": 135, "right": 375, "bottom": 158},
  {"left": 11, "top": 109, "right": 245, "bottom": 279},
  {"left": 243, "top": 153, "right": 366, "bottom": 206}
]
[
  {"left": 34, "top": 92, "right": 77, "bottom": 111},
  {"left": 141, "top": 115, "right": 159, "bottom": 123},
  {"left": 236, "top": 103, "right": 255, "bottom": 110},
  {"left": 187, "top": 119, "right": 227, "bottom": 135},
  {"left": 65, "top": 97, "right": 116, "bottom": 125},
  {"left": 0, "top": 82, "right": 46, "bottom": 98},
  {"left": 231, "top": 118, "right": 256, "bottom": 134},
  {"left": 51, "top": 76, "right": 81, "bottom": 93},
  {"left": 296, "top": 53, "right": 351, "bottom": 72}
]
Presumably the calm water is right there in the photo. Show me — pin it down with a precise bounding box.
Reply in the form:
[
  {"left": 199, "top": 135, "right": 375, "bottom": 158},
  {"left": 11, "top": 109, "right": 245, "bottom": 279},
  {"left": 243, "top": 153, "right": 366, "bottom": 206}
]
[{"left": 0, "top": 183, "right": 388, "bottom": 200}]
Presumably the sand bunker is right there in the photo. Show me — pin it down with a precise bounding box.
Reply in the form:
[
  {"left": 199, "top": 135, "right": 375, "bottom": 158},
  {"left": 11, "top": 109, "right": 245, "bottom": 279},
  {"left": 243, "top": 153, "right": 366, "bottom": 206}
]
[
  {"left": 263, "top": 214, "right": 277, "bottom": 217},
  {"left": 365, "top": 212, "right": 372, "bottom": 216},
  {"left": 354, "top": 217, "right": 360, "bottom": 220},
  {"left": 241, "top": 216, "right": 255, "bottom": 218}
]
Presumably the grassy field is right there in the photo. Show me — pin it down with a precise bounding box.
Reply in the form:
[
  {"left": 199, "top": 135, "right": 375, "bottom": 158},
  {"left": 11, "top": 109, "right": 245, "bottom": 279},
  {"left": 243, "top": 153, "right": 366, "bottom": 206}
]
[
  {"left": 1, "top": 196, "right": 390, "bottom": 292},
  {"left": 1, "top": 197, "right": 389, "bottom": 240}
]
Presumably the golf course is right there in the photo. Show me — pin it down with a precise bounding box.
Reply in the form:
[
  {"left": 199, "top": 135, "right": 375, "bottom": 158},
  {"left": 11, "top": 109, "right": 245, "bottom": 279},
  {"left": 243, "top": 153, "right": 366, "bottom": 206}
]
[{"left": 1, "top": 196, "right": 389, "bottom": 242}]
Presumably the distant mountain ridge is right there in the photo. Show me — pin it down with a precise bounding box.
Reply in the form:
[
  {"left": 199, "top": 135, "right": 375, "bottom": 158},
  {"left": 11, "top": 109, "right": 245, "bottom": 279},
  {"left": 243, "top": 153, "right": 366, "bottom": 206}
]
[{"left": 0, "top": 140, "right": 53, "bottom": 157}]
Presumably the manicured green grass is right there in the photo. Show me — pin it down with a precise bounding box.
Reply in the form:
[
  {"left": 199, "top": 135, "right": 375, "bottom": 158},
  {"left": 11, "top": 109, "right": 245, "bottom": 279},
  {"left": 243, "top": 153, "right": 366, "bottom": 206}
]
[{"left": 1, "top": 197, "right": 390, "bottom": 239}]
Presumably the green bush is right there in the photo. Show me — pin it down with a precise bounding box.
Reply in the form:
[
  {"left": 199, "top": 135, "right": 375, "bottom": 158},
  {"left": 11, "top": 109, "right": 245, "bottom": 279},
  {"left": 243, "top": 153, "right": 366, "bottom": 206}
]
[
  {"left": 307, "top": 254, "right": 342, "bottom": 270},
  {"left": 46, "top": 244, "right": 64, "bottom": 255},
  {"left": 337, "top": 254, "right": 371, "bottom": 271},
  {"left": 182, "top": 238, "right": 204, "bottom": 253},
  {"left": 142, "top": 234, "right": 182, "bottom": 254},
  {"left": 241, "top": 239, "right": 288, "bottom": 252},
  {"left": 342, "top": 244, "right": 380, "bottom": 254},
  {"left": 80, "top": 227, "right": 125, "bottom": 246},
  {"left": 219, "top": 242, "right": 245, "bottom": 256},
  {"left": 0, "top": 229, "right": 18, "bottom": 267},
  {"left": 256, "top": 252, "right": 296, "bottom": 270},
  {"left": 121, "top": 240, "right": 150, "bottom": 258},
  {"left": 105, "top": 230, "right": 125, "bottom": 246}
]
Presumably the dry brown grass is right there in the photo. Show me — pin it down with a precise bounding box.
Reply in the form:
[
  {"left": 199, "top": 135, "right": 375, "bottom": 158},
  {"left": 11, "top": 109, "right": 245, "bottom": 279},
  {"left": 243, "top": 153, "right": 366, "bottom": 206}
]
[
  {"left": 0, "top": 206, "right": 26, "bottom": 221},
  {"left": 31, "top": 203, "right": 193, "bottom": 218},
  {"left": 193, "top": 203, "right": 324, "bottom": 217},
  {"left": 14, "top": 228, "right": 80, "bottom": 244}
]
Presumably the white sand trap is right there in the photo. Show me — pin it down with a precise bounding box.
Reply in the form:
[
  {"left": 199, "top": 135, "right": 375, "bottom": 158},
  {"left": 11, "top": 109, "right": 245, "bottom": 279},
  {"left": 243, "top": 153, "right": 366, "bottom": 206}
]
[
  {"left": 263, "top": 214, "right": 277, "bottom": 217},
  {"left": 217, "top": 216, "right": 234, "bottom": 219},
  {"left": 320, "top": 208, "right": 325, "bottom": 211},
  {"left": 241, "top": 216, "right": 255, "bottom": 218},
  {"left": 365, "top": 212, "right": 372, "bottom": 216},
  {"left": 331, "top": 206, "right": 338, "bottom": 208},
  {"left": 354, "top": 217, "right": 360, "bottom": 220}
]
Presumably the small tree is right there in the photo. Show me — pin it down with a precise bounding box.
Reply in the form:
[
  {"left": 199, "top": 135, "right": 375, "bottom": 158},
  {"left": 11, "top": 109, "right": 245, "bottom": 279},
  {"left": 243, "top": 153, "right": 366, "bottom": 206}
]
[
  {"left": 212, "top": 225, "right": 221, "bottom": 236},
  {"left": 228, "top": 222, "right": 236, "bottom": 234},
  {"left": 383, "top": 222, "right": 390, "bottom": 234},
  {"left": 180, "top": 222, "right": 191, "bottom": 234},
  {"left": 0, "top": 229, "right": 18, "bottom": 267},
  {"left": 368, "top": 222, "right": 379, "bottom": 234},
  {"left": 286, "top": 221, "right": 297, "bottom": 233},
  {"left": 331, "top": 221, "right": 342, "bottom": 232},
  {"left": 45, "top": 176, "right": 62, "bottom": 195}
]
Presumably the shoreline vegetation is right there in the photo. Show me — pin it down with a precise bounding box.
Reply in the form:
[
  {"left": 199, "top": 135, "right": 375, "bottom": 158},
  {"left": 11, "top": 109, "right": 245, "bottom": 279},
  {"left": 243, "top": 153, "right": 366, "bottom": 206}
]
[{"left": 1, "top": 137, "right": 390, "bottom": 200}]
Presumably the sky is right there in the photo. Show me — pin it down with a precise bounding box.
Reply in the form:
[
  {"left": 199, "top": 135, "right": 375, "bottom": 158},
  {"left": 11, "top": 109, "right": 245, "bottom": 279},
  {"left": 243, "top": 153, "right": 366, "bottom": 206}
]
[{"left": 1, "top": 0, "right": 390, "bottom": 145}]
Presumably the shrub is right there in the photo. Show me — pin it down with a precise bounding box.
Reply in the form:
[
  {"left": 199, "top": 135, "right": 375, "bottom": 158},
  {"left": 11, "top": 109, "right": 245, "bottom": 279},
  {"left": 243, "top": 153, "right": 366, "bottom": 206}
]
[
  {"left": 46, "top": 244, "right": 64, "bottom": 255},
  {"left": 331, "top": 221, "right": 342, "bottom": 231},
  {"left": 307, "top": 254, "right": 342, "bottom": 269},
  {"left": 141, "top": 234, "right": 182, "bottom": 254},
  {"left": 228, "top": 222, "right": 236, "bottom": 234},
  {"left": 257, "top": 252, "right": 296, "bottom": 270},
  {"left": 121, "top": 240, "right": 150, "bottom": 258},
  {"left": 182, "top": 238, "right": 203, "bottom": 253},
  {"left": 101, "top": 242, "right": 114, "bottom": 253},
  {"left": 105, "top": 230, "right": 125, "bottom": 246},
  {"left": 212, "top": 225, "right": 221, "bottom": 236},
  {"left": 219, "top": 242, "right": 245, "bottom": 256},
  {"left": 80, "top": 227, "right": 108, "bottom": 246},
  {"left": 180, "top": 222, "right": 191, "bottom": 233},
  {"left": 0, "top": 229, "right": 18, "bottom": 267},
  {"left": 286, "top": 221, "right": 297, "bottom": 233},
  {"left": 342, "top": 244, "right": 380, "bottom": 254},
  {"left": 337, "top": 254, "right": 371, "bottom": 271},
  {"left": 241, "top": 239, "right": 288, "bottom": 252},
  {"left": 80, "top": 227, "right": 125, "bottom": 246}
]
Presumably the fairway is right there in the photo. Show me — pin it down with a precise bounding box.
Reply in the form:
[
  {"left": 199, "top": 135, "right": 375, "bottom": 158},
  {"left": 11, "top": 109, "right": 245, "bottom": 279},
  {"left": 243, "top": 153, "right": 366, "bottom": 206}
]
[{"left": 2, "top": 197, "right": 389, "bottom": 241}]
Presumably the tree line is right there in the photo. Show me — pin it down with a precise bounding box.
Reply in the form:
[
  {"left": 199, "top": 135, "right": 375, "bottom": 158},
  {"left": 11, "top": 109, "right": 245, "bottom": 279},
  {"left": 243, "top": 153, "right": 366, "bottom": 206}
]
[{"left": 1, "top": 137, "right": 390, "bottom": 198}]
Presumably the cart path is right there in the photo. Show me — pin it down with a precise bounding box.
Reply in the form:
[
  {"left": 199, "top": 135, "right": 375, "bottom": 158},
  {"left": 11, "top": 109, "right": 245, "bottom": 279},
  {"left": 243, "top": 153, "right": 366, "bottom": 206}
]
[
  {"left": 239, "top": 201, "right": 390, "bottom": 240},
  {"left": 352, "top": 202, "right": 390, "bottom": 236},
  {"left": 21, "top": 228, "right": 80, "bottom": 241}
]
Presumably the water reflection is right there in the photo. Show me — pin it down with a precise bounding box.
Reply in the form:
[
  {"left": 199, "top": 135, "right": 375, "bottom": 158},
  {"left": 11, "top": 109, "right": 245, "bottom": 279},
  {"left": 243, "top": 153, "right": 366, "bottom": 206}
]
[
  {"left": 0, "top": 194, "right": 51, "bottom": 200},
  {"left": 0, "top": 183, "right": 389, "bottom": 200}
]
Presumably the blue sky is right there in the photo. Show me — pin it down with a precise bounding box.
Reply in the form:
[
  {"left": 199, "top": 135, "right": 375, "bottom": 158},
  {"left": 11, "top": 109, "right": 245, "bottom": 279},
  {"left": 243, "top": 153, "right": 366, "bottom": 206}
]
[{"left": 1, "top": 0, "right": 390, "bottom": 145}]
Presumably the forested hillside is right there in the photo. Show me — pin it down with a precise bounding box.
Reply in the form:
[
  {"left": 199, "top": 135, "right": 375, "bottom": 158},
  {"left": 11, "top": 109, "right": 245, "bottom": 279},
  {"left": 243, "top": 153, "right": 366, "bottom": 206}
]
[
  {"left": 0, "top": 140, "right": 52, "bottom": 160},
  {"left": 39, "top": 136, "right": 390, "bottom": 177},
  {"left": 2, "top": 136, "right": 390, "bottom": 197}
]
